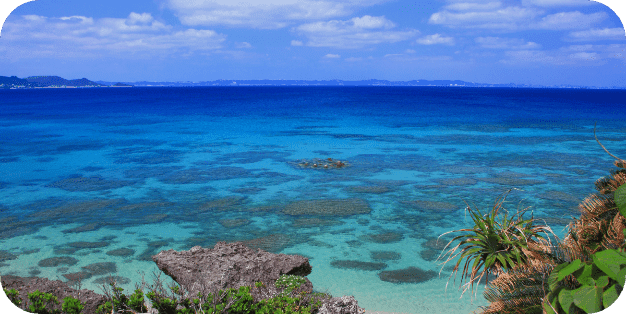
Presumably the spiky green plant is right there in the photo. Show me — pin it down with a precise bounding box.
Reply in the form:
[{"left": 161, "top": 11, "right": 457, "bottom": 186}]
[
  {"left": 438, "top": 189, "right": 557, "bottom": 296},
  {"left": 478, "top": 125, "right": 626, "bottom": 314}
]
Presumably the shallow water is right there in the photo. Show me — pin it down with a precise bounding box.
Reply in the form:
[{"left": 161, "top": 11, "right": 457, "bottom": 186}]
[{"left": 1, "top": 86, "right": 625, "bottom": 313}]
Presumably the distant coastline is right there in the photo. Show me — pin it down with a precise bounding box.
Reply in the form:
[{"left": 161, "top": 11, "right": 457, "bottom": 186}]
[
  {"left": 0, "top": 76, "right": 132, "bottom": 89},
  {"left": 2, "top": 75, "right": 623, "bottom": 89}
]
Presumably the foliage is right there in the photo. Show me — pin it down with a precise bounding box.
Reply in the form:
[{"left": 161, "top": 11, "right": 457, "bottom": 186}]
[
  {"left": 27, "top": 290, "right": 60, "bottom": 314},
  {"left": 61, "top": 296, "right": 84, "bottom": 314},
  {"left": 543, "top": 249, "right": 626, "bottom": 314},
  {"left": 439, "top": 189, "right": 556, "bottom": 295},
  {"left": 4, "top": 288, "right": 21, "bottom": 306},
  {"left": 92, "top": 274, "right": 328, "bottom": 314}
]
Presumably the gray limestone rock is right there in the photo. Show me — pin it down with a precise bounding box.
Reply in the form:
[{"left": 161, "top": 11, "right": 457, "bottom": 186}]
[
  {"left": 152, "top": 241, "right": 365, "bottom": 313},
  {"left": 1, "top": 275, "right": 106, "bottom": 314}
]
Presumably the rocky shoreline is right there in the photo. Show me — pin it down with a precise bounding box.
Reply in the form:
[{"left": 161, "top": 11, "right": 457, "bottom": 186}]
[{"left": 2, "top": 241, "right": 365, "bottom": 313}]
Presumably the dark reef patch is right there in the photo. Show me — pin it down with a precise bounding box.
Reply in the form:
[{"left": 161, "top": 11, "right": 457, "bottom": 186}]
[
  {"left": 38, "top": 256, "right": 78, "bottom": 267},
  {"left": 218, "top": 218, "right": 250, "bottom": 228},
  {"left": 46, "top": 175, "right": 138, "bottom": 191},
  {"left": 282, "top": 198, "right": 371, "bottom": 216},
  {"left": 198, "top": 196, "right": 248, "bottom": 212},
  {"left": 67, "top": 241, "right": 110, "bottom": 249},
  {"left": 81, "top": 262, "right": 117, "bottom": 275},
  {"left": 63, "top": 272, "right": 93, "bottom": 283},
  {"left": 370, "top": 251, "right": 401, "bottom": 261},
  {"left": 106, "top": 248, "right": 135, "bottom": 257},
  {"left": 243, "top": 234, "right": 292, "bottom": 253},
  {"left": 62, "top": 223, "right": 102, "bottom": 234},
  {"left": 92, "top": 276, "right": 130, "bottom": 285},
  {"left": 378, "top": 267, "right": 437, "bottom": 284},
  {"left": 346, "top": 186, "right": 392, "bottom": 194},
  {"left": 359, "top": 232, "right": 403, "bottom": 244},
  {"left": 0, "top": 250, "right": 18, "bottom": 262},
  {"left": 330, "top": 260, "right": 387, "bottom": 271},
  {"left": 113, "top": 149, "right": 184, "bottom": 165}
]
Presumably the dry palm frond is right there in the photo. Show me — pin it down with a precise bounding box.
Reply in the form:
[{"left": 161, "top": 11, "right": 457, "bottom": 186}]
[
  {"left": 595, "top": 170, "right": 626, "bottom": 194},
  {"left": 577, "top": 194, "right": 617, "bottom": 221},
  {"left": 481, "top": 259, "right": 554, "bottom": 314},
  {"left": 601, "top": 214, "right": 626, "bottom": 250}
]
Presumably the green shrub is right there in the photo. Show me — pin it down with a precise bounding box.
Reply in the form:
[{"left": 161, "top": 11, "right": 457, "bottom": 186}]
[
  {"left": 94, "top": 301, "right": 112, "bottom": 314},
  {"left": 27, "top": 290, "right": 60, "bottom": 314},
  {"left": 61, "top": 296, "right": 84, "bottom": 314},
  {"left": 3, "top": 288, "right": 21, "bottom": 306},
  {"left": 128, "top": 289, "right": 147, "bottom": 312}
]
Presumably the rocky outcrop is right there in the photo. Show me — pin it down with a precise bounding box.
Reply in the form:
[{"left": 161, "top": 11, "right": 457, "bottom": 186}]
[
  {"left": 152, "top": 241, "right": 314, "bottom": 300},
  {"left": 152, "top": 241, "right": 366, "bottom": 313},
  {"left": 1, "top": 275, "right": 106, "bottom": 314},
  {"left": 2, "top": 242, "right": 366, "bottom": 314}
]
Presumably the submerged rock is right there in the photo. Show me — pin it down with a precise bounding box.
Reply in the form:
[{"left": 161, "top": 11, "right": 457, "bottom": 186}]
[
  {"left": 378, "top": 266, "right": 437, "bottom": 284},
  {"left": 282, "top": 198, "right": 371, "bottom": 216}
]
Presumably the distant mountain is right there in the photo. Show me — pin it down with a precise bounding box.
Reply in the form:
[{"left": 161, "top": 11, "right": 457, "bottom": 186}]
[
  {"left": 0, "top": 76, "right": 41, "bottom": 88},
  {"left": 0, "top": 75, "right": 108, "bottom": 89},
  {"left": 25, "top": 76, "right": 104, "bottom": 87}
]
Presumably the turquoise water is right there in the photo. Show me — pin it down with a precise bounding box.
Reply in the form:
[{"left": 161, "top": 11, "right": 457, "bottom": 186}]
[{"left": 0, "top": 87, "right": 625, "bottom": 313}]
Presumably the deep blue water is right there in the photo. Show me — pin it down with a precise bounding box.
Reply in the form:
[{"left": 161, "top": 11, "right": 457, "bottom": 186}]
[{"left": 0, "top": 87, "right": 625, "bottom": 313}]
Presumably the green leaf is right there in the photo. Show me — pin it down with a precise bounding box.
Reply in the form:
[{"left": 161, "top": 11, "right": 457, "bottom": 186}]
[
  {"left": 558, "top": 289, "right": 575, "bottom": 314},
  {"left": 575, "top": 264, "right": 594, "bottom": 283},
  {"left": 596, "top": 276, "right": 609, "bottom": 289},
  {"left": 572, "top": 285, "right": 603, "bottom": 313},
  {"left": 593, "top": 249, "right": 626, "bottom": 283},
  {"left": 557, "top": 259, "right": 583, "bottom": 281},
  {"left": 603, "top": 284, "right": 620, "bottom": 309},
  {"left": 617, "top": 268, "right": 626, "bottom": 288},
  {"left": 616, "top": 184, "right": 626, "bottom": 218}
]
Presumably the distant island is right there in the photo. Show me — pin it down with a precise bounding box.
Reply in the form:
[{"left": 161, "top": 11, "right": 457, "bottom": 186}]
[
  {"left": 1, "top": 75, "right": 621, "bottom": 89},
  {"left": 0, "top": 76, "right": 132, "bottom": 89}
]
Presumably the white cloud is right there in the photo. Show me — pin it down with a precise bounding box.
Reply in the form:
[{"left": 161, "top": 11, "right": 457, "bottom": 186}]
[
  {"left": 569, "top": 51, "right": 598, "bottom": 60},
  {"left": 416, "top": 34, "right": 455, "bottom": 45},
  {"left": 444, "top": 1, "right": 502, "bottom": 11},
  {"left": 521, "top": 0, "right": 595, "bottom": 7},
  {"left": 351, "top": 15, "right": 395, "bottom": 29},
  {"left": 2, "top": 13, "right": 226, "bottom": 59},
  {"left": 500, "top": 44, "right": 626, "bottom": 65},
  {"left": 428, "top": 6, "right": 542, "bottom": 30},
  {"left": 429, "top": 1, "right": 608, "bottom": 31},
  {"left": 166, "top": 0, "right": 390, "bottom": 29},
  {"left": 567, "top": 28, "right": 626, "bottom": 41},
  {"left": 502, "top": 50, "right": 567, "bottom": 65},
  {"left": 291, "top": 40, "right": 304, "bottom": 46},
  {"left": 475, "top": 37, "right": 541, "bottom": 49},
  {"left": 405, "top": 49, "right": 416, "bottom": 53},
  {"left": 534, "top": 11, "right": 606, "bottom": 30},
  {"left": 324, "top": 53, "right": 340, "bottom": 58},
  {"left": 294, "top": 15, "right": 418, "bottom": 49},
  {"left": 235, "top": 42, "right": 252, "bottom": 48}
]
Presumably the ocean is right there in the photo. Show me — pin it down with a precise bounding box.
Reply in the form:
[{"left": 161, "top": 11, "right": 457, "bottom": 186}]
[{"left": 0, "top": 86, "right": 625, "bottom": 313}]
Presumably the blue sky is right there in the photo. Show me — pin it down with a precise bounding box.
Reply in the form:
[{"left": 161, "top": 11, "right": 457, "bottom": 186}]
[{"left": 0, "top": 0, "right": 625, "bottom": 86}]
